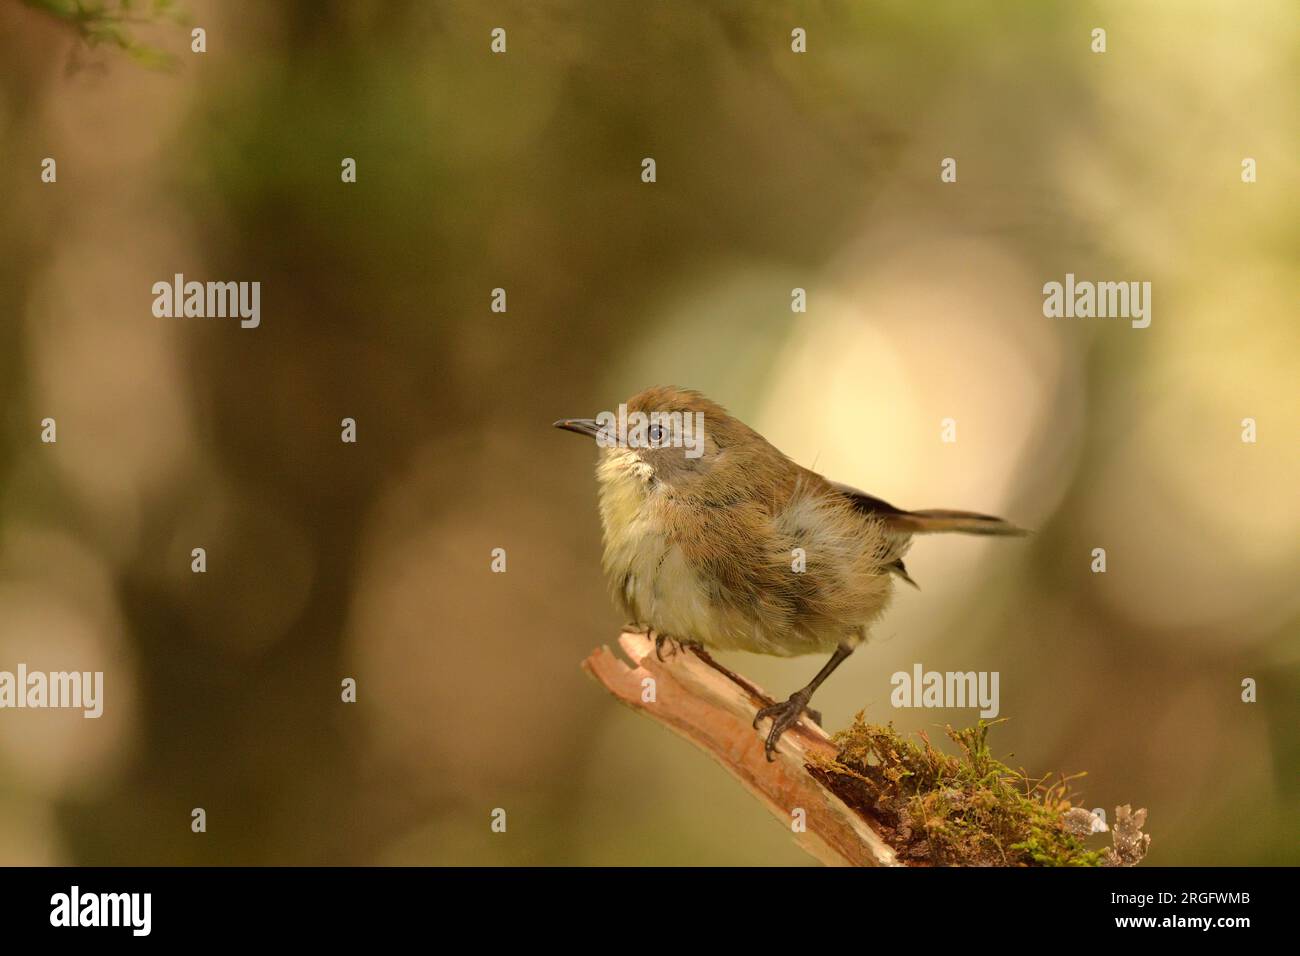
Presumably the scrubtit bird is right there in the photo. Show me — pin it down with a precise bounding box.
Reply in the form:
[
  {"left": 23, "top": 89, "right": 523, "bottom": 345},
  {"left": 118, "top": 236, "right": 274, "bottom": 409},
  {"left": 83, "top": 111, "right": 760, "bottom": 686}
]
[{"left": 555, "top": 386, "right": 1026, "bottom": 760}]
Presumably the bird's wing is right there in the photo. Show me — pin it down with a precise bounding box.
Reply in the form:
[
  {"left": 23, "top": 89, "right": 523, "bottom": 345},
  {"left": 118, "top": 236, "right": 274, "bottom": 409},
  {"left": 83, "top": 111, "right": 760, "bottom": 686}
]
[{"left": 827, "top": 481, "right": 913, "bottom": 526}]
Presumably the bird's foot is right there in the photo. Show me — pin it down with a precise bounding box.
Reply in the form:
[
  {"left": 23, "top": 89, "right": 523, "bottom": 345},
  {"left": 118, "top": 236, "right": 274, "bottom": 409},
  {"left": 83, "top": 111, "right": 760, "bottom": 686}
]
[
  {"left": 752, "top": 691, "right": 817, "bottom": 762},
  {"left": 652, "top": 631, "right": 702, "bottom": 662}
]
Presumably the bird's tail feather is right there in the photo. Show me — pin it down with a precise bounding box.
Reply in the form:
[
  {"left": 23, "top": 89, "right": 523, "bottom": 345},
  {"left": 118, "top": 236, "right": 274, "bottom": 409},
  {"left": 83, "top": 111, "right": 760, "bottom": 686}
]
[{"left": 894, "top": 509, "right": 1028, "bottom": 536}]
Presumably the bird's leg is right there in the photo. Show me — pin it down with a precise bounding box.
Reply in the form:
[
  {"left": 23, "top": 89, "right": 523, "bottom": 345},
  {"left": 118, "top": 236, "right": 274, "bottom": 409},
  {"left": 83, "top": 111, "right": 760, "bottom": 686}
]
[{"left": 752, "top": 644, "right": 854, "bottom": 761}]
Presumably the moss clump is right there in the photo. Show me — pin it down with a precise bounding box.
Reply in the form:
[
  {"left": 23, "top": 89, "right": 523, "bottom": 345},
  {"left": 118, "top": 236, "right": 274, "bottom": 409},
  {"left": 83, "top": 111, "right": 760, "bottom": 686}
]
[{"left": 809, "top": 716, "right": 1113, "bottom": 866}]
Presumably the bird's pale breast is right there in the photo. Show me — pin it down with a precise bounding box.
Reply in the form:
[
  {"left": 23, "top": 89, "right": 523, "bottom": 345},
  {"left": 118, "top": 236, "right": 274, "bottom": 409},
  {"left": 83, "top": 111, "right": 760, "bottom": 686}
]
[{"left": 597, "top": 454, "right": 896, "bottom": 657}]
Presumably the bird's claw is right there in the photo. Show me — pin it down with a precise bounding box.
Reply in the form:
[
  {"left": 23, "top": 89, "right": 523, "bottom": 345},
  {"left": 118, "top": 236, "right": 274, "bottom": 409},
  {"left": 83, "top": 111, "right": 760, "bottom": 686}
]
[
  {"left": 752, "top": 692, "right": 815, "bottom": 762},
  {"left": 652, "top": 631, "right": 701, "bottom": 662},
  {"left": 654, "top": 631, "right": 676, "bottom": 661}
]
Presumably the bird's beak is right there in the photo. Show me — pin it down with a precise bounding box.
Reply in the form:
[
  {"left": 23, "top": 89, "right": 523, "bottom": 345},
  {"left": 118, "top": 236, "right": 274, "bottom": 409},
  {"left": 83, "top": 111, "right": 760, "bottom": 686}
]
[{"left": 553, "top": 418, "right": 602, "bottom": 439}]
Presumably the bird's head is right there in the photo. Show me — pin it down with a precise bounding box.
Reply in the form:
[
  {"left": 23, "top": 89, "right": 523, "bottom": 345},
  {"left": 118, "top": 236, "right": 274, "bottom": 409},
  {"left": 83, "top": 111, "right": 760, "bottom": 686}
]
[{"left": 554, "top": 386, "right": 764, "bottom": 492}]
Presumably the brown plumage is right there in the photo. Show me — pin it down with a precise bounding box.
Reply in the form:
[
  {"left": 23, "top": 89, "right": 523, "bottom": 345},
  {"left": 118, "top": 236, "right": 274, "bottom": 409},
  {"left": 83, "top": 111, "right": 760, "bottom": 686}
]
[{"left": 555, "top": 385, "right": 1026, "bottom": 759}]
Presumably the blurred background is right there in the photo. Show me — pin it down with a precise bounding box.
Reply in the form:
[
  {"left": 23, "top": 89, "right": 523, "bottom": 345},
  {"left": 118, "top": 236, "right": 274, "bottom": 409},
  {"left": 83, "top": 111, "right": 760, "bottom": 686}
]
[{"left": 0, "top": 0, "right": 1296, "bottom": 865}]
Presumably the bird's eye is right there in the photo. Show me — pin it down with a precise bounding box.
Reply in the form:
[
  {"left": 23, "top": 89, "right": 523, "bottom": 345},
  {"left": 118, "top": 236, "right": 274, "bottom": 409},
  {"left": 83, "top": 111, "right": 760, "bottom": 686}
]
[{"left": 647, "top": 424, "right": 665, "bottom": 445}]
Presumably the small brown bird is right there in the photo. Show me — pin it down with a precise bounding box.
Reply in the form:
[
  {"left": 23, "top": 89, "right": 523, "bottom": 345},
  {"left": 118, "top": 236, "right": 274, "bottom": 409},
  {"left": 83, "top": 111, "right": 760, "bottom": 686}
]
[{"left": 556, "top": 386, "right": 1026, "bottom": 760}]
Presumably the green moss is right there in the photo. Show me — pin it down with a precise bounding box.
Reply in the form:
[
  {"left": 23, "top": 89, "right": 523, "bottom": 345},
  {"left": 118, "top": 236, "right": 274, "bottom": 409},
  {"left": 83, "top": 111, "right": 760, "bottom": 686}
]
[{"left": 809, "top": 716, "right": 1111, "bottom": 866}]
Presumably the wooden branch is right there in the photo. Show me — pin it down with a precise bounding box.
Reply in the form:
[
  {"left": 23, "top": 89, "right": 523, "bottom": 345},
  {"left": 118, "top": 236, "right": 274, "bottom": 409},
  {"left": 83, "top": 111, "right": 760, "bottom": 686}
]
[{"left": 582, "top": 630, "right": 902, "bottom": 867}]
